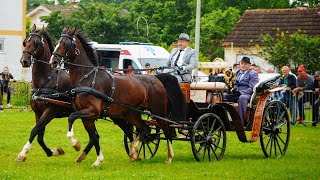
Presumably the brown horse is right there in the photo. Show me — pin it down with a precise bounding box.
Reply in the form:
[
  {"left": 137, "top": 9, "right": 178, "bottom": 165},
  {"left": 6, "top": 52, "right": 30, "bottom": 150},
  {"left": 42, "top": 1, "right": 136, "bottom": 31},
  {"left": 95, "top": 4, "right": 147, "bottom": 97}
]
[
  {"left": 16, "top": 25, "right": 80, "bottom": 162},
  {"left": 50, "top": 27, "right": 187, "bottom": 166}
]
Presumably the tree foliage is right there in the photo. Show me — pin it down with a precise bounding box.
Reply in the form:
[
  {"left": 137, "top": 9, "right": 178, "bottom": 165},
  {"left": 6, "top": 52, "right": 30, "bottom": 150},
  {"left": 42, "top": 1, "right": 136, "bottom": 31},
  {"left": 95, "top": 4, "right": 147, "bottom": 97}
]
[
  {"left": 259, "top": 30, "right": 320, "bottom": 72},
  {"left": 29, "top": 0, "right": 320, "bottom": 62}
]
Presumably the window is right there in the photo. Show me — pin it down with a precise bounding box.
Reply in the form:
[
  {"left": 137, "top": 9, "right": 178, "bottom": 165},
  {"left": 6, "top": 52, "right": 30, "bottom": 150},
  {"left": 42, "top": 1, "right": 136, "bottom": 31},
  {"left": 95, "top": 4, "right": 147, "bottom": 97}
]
[{"left": 0, "top": 39, "right": 4, "bottom": 52}]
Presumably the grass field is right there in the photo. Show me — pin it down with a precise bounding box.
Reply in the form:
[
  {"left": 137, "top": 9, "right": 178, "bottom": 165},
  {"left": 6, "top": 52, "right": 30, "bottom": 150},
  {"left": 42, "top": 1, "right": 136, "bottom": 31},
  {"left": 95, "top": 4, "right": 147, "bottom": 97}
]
[{"left": 0, "top": 110, "right": 319, "bottom": 179}]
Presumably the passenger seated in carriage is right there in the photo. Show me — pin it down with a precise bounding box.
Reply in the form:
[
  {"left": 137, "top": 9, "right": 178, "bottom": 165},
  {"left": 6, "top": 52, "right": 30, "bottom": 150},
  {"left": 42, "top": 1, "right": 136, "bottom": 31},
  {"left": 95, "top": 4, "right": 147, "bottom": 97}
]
[
  {"left": 208, "top": 58, "right": 227, "bottom": 83},
  {"left": 224, "top": 57, "right": 259, "bottom": 125},
  {"left": 158, "top": 33, "right": 198, "bottom": 83}
]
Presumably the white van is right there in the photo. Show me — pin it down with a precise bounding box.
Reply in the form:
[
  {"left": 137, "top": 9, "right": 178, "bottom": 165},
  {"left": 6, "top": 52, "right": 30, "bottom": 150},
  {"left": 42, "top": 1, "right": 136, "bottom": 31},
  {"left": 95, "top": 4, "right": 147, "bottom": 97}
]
[{"left": 91, "top": 42, "right": 170, "bottom": 74}]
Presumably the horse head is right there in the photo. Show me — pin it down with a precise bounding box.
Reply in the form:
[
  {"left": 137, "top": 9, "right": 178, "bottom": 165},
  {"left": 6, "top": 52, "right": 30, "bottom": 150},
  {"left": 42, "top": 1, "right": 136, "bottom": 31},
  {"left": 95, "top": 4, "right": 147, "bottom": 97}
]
[
  {"left": 20, "top": 24, "right": 48, "bottom": 67},
  {"left": 50, "top": 27, "right": 79, "bottom": 68}
]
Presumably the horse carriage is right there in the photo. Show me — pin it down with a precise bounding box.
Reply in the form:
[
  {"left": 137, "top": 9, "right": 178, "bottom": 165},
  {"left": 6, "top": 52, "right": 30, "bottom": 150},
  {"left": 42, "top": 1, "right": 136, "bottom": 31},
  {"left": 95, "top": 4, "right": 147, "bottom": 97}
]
[
  {"left": 17, "top": 26, "right": 290, "bottom": 166},
  {"left": 123, "top": 74, "right": 290, "bottom": 161}
]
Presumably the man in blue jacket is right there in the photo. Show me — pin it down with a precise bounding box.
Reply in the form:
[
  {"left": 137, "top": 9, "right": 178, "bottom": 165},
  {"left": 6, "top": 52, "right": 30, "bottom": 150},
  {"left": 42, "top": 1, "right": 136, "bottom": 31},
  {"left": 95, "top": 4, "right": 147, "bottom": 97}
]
[{"left": 224, "top": 57, "right": 259, "bottom": 125}]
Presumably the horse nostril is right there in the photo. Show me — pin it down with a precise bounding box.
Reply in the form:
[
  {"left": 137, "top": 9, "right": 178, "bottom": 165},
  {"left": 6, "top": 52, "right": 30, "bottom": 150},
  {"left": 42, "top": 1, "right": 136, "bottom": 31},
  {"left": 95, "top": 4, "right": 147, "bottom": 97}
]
[{"left": 23, "top": 60, "right": 28, "bottom": 65}]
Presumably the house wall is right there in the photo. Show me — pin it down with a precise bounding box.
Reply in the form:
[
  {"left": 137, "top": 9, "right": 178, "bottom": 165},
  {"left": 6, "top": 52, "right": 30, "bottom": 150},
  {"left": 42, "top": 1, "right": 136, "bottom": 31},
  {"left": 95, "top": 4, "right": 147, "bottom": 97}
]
[
  {"left": 29, "top": 8, "right": 50, "bottom": 28},
  {"left": 224, "top": 46, "right": 275, "bottom": 72},
  {"left": 0, "top": 0, "right": 28, "bottom": 81}
]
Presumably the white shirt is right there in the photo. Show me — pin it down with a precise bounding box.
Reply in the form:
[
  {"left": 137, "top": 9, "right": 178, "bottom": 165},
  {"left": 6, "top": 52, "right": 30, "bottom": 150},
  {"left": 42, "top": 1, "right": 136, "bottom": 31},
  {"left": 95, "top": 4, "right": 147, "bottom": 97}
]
[
  {"left": 237, "top": 70, "right": 248, "bottom": 81},
  {"left": 173, "top": 47, "right": 188, "bottom": 66}
]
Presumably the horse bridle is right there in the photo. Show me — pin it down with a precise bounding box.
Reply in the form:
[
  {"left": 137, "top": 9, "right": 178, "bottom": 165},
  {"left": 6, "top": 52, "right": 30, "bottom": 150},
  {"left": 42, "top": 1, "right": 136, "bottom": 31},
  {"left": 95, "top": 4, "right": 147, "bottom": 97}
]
[
  {"left": 23, "top": 33, "right": 44, "bottom": 58},
  {"left": 52, "top": 33, "right": 80, "bottom": 62},
  {"left": 22, "top": 32, "right": 53, "bottom": 66}
]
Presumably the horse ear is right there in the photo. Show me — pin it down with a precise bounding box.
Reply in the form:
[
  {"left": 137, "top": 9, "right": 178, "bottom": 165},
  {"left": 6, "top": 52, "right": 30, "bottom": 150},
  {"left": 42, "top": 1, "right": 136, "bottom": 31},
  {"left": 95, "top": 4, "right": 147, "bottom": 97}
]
[
  {"left": 32, "top": 24, "right": 36, "bottom": 32},
  {"left": 39, "top": 25, "right": 45, "bottom": 35},
  {"left": 63, "top": 26, "right": 68, "bottom": 33},
  {"left": 69, "top": 28, "right": 76, "bottom": 36}
]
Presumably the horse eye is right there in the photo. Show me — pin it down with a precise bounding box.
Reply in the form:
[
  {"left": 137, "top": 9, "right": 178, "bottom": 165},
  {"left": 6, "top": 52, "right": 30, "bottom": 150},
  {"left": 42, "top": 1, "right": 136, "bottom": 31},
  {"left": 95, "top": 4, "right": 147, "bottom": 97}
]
[{"left": 23, "top": 40, "right": 26, "bottom": 47}]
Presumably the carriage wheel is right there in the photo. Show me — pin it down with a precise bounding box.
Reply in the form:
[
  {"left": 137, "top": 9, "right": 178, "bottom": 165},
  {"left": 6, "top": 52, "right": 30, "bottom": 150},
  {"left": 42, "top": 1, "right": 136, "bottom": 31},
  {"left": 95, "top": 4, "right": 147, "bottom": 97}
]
[
  {"left": 260, "top": 100, "right": 290, "bottom": 157},
  {"left": 191, "top": 113, "right": 226, "bottom": 162},
  {"left": 124, "top": 125, "right": 161, "bottom": 159}
]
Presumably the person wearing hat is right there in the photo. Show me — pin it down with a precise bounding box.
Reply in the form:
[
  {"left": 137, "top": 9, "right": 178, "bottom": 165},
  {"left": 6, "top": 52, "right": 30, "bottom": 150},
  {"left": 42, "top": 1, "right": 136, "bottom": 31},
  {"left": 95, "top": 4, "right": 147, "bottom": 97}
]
[
  {"left": 224, "top": 57, "right": 259, "bottom": 125},
  {"left": 292, "top": 65, "right": 314, "bottom": 124},
  {"left": 311, "top": 71, "right": 320, "bottom": 126},
  {"left": 159, "top": 33, "right": 198, "bottom": 83}
]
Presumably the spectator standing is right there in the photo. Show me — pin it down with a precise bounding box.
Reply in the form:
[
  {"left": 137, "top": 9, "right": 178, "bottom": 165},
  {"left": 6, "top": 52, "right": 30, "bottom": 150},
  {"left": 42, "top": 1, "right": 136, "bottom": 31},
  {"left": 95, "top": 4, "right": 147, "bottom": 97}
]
[
  {"left": 279, "top": 66, "right": 297, "bottom": 123},
  {"left": 0, "top": 66, "right": 16, "bottom": 110},
  {"left": 312, "top": 71, "right": 320, "bottom": 127},
  {"left": 159, "top": 33, "right": 198, "bottom": 83},
  {"left": 292, "top": 66, "right": 314, "bottom": 123}
]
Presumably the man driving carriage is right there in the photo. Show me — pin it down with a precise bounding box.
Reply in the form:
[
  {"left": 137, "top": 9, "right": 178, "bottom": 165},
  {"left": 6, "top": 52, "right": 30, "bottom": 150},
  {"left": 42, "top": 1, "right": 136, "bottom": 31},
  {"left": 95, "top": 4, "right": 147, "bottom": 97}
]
[
  {"left": 224, "top": 57, "right": 259, "bottom": 125},
  {"left": 159, "top": 33, "right": 198, "bottom": 83}
]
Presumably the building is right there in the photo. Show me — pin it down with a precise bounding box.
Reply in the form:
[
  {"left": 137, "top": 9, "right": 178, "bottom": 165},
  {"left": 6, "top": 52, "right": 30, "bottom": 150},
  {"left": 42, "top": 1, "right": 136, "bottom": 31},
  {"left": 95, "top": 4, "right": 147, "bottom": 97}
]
[
  {"left": 222, "top": 8, "right": 320, "bottom": 72},
  {"left": 0, "top": 0, "right": 27, "bottom": 80},
  {"left": 27, "top": 3, "right": 78, "bottom": 28}
]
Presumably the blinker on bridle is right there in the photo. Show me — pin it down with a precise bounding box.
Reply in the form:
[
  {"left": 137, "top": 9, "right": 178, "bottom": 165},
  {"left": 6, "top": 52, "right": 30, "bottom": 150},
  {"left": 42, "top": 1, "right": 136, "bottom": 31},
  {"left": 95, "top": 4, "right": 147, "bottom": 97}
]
[
  {"left": 23, "top": 32, "right": 44, "bottom": 57},
  {"left": 52, "top": 33, "right": 80, "bottom": 61}
]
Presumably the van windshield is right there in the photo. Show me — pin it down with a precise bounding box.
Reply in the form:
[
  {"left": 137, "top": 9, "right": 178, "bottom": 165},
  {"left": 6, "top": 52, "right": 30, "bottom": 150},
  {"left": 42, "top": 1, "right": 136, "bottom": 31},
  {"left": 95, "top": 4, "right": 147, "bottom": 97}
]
[{"left": 140, "top": 58, "right": 168, "bottom": 68}]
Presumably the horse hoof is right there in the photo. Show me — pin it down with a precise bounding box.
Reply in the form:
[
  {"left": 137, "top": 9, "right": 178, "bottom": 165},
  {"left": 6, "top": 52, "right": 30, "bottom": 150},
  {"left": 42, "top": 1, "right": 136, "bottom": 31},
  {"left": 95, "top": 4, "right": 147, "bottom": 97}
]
[
  {"left": 165, "top": 158, "right": 172, "bottom": 164},
  {"left": 52, "top": 147, "right": 65, "bottom": 156},
  {"left": 15, "top": 156, "right": 26, "bottom": 162},
  {"left": 73, "top": 141, "right": 81, "bottom": 151},
  {"left": 130, "top": 156, "right": 141, "bottom": 162},
  {"left": 75, "top": 152, "right": 87, "bottom": 163}
]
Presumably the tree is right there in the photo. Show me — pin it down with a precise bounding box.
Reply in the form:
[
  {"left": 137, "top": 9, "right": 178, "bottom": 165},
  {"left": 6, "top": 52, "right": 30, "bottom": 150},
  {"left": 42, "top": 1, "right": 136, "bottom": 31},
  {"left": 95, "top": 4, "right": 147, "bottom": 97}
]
[
  {"left": 259, "top": 30, "right": 320, "bottom": 72},
  {"left": 192, "top": 7, "right": 240, "bottom": 61}
]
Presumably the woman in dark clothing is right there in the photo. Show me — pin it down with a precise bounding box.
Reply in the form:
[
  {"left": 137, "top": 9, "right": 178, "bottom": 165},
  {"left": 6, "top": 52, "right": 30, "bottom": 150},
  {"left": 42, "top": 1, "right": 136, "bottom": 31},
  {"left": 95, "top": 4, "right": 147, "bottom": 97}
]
[{"left": 0, "top": 66, "right": 16, "bottom": 109}]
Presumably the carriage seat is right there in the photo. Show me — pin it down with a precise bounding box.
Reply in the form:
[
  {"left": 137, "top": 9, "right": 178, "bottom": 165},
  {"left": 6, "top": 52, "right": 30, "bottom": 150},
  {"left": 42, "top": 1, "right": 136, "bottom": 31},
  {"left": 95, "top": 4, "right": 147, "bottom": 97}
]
[
  {"left": 249, "top": 74, "right": 281, "bottom": 108},
  {"left": 190, "top": 82, "right": 228, "bottom": 91}
]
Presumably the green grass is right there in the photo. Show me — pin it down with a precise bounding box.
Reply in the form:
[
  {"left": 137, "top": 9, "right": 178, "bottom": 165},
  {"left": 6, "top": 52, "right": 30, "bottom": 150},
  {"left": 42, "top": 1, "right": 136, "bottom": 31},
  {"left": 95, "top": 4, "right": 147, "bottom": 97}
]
[{"left": 0, "top": 110, "right": 319, "bottom": 179}]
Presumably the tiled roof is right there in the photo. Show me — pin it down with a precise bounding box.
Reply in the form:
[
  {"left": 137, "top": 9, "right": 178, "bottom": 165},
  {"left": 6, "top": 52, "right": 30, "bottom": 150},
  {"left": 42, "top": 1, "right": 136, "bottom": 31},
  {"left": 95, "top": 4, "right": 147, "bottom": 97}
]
[
  {"left": 41, "top": 4, "right": 77, "bottom": 15},
  {"left": 222, "top": 8, "right": 320, "bottom": 47}
]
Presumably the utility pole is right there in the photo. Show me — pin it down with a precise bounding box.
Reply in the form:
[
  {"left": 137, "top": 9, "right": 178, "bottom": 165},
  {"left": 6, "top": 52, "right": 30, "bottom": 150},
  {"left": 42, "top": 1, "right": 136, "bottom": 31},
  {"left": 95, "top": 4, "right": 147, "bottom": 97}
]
[{"left": 194, "top": 0, "right": 201, "bottom": 77}]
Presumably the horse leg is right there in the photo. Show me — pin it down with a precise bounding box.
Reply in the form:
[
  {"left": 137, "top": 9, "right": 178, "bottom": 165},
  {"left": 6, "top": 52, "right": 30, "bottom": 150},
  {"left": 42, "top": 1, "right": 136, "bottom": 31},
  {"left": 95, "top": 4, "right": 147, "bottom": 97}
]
[
  {"left": 82, "top": 119, "right": 104, "bottom": 166},
  {"left": 127, "top": 113, "right": 150, "bottom": 161},
  {"left": 15, "top": 113, "right": 41, "bottom": 162},
  {"left": 113, "top": 118, "right": 134, "bottom": 142},
  {"left": 16, "top": 111, "right": 65, "bottom": 161},
  {"left": 67, "top": 116, "right": 81, "bottom": 151},
  {"left": 69, "top": 110, "right": 102, "bottom": 165}
]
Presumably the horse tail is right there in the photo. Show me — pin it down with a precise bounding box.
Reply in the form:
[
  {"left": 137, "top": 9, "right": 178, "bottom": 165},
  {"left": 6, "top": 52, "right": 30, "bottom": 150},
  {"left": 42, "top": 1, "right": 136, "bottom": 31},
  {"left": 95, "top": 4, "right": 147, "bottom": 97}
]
[{"left": 155, "top": 73, "right": 187, "bottom": 122}]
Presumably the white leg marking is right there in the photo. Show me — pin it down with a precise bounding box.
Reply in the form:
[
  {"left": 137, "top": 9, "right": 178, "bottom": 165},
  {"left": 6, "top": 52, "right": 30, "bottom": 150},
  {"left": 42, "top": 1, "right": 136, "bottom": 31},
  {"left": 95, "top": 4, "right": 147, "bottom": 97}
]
[
  {"left": 67, "top": 127, "right": 77, "bottom": 146},
  {"left": 18, "top": 141, "right": 32, "bottom": 157},
  {"left": 92, "top": 150, "right": 104, "bottom": 166},
  {"left": 166, "top": 140, "right": 174, "bottom": 164}
]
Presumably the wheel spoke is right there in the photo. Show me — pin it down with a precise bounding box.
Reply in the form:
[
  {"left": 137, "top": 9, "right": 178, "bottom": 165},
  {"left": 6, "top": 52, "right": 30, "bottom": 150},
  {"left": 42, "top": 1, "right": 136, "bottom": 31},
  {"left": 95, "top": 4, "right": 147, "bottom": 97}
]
[
  {"left": 275, "top": 135, "right": 283, "bottom": 155},
  {"left": 210, "top": 144, "right": 220, "bottom": 160},
  {"left": 202, "top": 145, "right": 207, "bottom": 161},
  {"left": 276, "top": 133, "right": 286, "bottom": 145},
  {"left": 269, "top": 134, "right": 274, "bottom": 156}
]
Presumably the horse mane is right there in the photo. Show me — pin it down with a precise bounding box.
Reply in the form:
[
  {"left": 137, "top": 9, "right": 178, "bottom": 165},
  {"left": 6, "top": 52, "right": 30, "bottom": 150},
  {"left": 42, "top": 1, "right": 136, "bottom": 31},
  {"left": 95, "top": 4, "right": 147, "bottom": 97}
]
[
  {"left": 43, "top": 31, "right": 54, "bottom": 53},
  {"left": 75, "top": 32, "right": 98, "bottom": 66}
]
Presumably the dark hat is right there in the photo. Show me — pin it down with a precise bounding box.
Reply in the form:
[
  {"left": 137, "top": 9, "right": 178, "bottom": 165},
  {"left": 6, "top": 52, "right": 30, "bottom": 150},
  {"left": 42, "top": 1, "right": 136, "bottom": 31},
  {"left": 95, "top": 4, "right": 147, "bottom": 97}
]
[
  {"left": 178, "top": 33, "right": 190, "bottom": 41},
  {"left": 240, "top": 57, "right": 251, "bottom": 64},
  {"left": 145, "top": 63, "right": 150, "bottom": 67}
]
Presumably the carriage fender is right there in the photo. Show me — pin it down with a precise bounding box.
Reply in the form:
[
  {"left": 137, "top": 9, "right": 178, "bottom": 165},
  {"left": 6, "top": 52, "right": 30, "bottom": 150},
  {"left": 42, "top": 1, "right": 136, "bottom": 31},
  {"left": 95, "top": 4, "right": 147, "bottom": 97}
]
[
  {"left": 249, "top": 92, "right": 270, "bottom": 142},
  {"left": 214, "top": 103, "right": 248, "bottom": 142}
]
